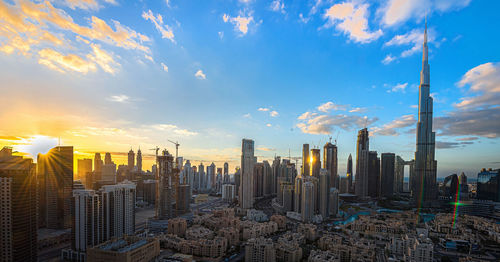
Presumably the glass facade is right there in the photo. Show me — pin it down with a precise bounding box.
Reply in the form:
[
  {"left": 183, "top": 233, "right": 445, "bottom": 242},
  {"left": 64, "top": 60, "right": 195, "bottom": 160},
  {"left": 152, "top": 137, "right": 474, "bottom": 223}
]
[{"left": 477, "top": 169, "right": 500, "bottom": 202}]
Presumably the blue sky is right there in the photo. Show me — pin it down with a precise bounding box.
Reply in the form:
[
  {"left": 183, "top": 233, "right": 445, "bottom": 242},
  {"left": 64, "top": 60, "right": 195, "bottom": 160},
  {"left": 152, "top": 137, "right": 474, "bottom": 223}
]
[{"left": 0, "top": 0, "right": 499, "bottom": 177}]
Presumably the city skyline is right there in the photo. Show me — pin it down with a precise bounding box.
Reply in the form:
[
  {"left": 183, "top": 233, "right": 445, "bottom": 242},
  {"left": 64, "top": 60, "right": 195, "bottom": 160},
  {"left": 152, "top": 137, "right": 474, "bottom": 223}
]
[{"left": 1, "top": 0, "right": 500, "bottom": 177}]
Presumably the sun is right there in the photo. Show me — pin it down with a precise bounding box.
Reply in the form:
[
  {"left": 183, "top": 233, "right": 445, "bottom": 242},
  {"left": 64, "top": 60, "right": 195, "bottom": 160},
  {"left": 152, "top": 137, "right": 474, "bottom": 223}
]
[{"left": 14, "top": 135, "right": 59, "bottom": 161}]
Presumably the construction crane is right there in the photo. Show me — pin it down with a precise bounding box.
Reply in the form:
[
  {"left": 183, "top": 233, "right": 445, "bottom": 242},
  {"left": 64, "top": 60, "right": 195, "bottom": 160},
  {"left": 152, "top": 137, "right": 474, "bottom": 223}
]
[
  {"left": 168, "top": 140, "right": 180, "bottom": 160},
  {"left": 149, "top": 146, "right": 160, "bottom": 158}
]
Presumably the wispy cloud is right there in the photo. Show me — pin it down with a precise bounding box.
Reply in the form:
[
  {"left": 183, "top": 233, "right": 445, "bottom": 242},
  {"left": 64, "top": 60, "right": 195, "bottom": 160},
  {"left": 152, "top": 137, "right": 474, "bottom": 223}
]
[
  {"left": 258, "top": 107, "right": 270, "bottom": 112},
  {"left": 107, "top": 95, "right": 130, "bottom": 103},
  {"left": 371, "top": 114, "right": 416, "bottom": 136},
  {"left": 317, "top": 101, "right": 348, "bottom": 112},
  {"left": 387, "top": 83, "right": 408, "bottom": 93},
  {"left": 151, "top": 124, "right": 198, "bottom": 136},
  {"left": 378, "top": 0, "right": 471, "bottom": 27},
  {"left": 382, "top": 54, "right": 396, "bottom": 65},
  {"left": 62, "top": 0, "right": 117, "bottom": 11},
  {"left": 270, "top": 0, "right": 285, "bottom": 14},
  {"left": 384, "top": 28, "right": 435, "bottom": 60},
  {"left": 270, "top": 111, "right": 279, "bottom": 117},
  {"left": 142, "top": 10, "right": 175, "bottom": 43},
  {"left": 161, "top": 62, "right": 169, "bottom": 72}
]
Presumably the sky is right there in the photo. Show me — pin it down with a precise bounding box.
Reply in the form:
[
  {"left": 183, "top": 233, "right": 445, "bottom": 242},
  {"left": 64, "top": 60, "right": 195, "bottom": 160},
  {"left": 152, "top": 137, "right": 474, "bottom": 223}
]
[{"left": 0, "top": 0, "right": 499, "bottom": 178}]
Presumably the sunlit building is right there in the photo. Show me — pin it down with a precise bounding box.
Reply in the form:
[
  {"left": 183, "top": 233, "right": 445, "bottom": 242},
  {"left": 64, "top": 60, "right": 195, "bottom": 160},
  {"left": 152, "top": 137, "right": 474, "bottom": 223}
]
[
  {"left": 77, "top": 158, "right": 92, "bottom": 182},
  {"left": 0, "top": 147, "right": 38, "bottom": 262},
  {"left": 302, "top": 144, "right": 310, "bottom": 177},
  {"left": 38, "top": 146, "right": 74, "bottom": 229}
]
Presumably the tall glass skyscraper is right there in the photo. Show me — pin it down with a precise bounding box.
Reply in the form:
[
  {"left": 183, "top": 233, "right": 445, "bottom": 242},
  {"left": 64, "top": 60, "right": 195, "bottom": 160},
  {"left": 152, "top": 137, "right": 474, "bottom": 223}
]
[
  {"left": 477, "top": 168, "right": 500, "bottom": 202},
  {"left": 413, "top": 21, "right": 438, "bottom": 205}
]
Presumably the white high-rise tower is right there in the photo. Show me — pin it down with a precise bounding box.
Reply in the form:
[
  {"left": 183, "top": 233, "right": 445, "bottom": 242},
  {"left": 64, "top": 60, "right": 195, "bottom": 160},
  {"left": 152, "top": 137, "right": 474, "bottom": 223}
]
[{"left": 414, "top": 21, "right": 437, "bottom": 205}]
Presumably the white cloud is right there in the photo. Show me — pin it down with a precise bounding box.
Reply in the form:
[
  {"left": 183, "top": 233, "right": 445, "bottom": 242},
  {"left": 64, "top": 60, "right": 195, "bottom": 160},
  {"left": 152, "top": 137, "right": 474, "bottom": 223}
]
[
  {"left": 218, "top": 31, "right": 224, "bottom": 39},
  {"left": 266, "top": 123, "right": 272, "bottom": 127},
  {"left": 434, "top": 62, "right": 500, "bottom": 139},
  {"left": 223, "top": 12, "right": 255, "bottom": 36},
  {"left": 270, "top": 111, "right": 279, "bottom": 117},
  {"left": 371, "top": 114, "right": 416, "bottom": 136},
  {"left": 87, "top": 44, "right": 120, "bottom": 74},
  {"left": 455, "top": 62, "right": 500, "bottom": 109},
  {"left": 243, "top": 113, "right": 252, "bottom": 118},
  {"left": 107, "top": 94, "right": 130, "bottom": 103},
  {"left": 142, "top": 10, "right": 175, "bottom": 43},
  {"left": 258, "top": 107, "right": 270, "bottom": 112},
  {"left": 382, "top": 54, "right": 396, "bottom": 65},
  {"left": 387, "top": 83, "right": 408, "bottom": 93},
  {"left": 298, "top": 111, "right": 317, "bottom": 120},
  {"left": 297, "top": 114, "right": 378, "bottom": 135},
  {"left": 0, "top": 1, "right": 148, "bottom": 74},
  {"left": 195, "top": 69, "right": 206, "bottom": 79},
  {"left": 270, "top": 0, "right": 285, "bottom": 14},
  {"left": 384, "top": 28, "right": 436, "bottom": 58},
  {"left": 38, "top": 48, "right": 97, "bottom": 74},
  {"left": 323, "top": 2, "right": 383, "bottom": 43},
  {"left": 379, "top": 0, "right": 471, "bottom": 27},
  {"left": 151, "top": 124, "right": 198, "bottom": 136},
  {"left": 161, "top": 62, "right": 168, "bottom": 72},
  {"left": 317, "top": 101, "right": 348, "bottom": 112}
]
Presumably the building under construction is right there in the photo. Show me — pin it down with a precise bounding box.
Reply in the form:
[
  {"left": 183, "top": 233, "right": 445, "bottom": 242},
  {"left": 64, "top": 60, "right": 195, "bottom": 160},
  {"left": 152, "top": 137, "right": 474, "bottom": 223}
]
[{"left": 155, "top": 149, "right": 180, "bottom": 220}]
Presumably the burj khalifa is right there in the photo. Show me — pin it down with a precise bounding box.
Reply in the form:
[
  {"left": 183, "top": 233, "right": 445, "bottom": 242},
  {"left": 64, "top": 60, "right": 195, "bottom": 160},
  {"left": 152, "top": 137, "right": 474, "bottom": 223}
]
[{"left": 413, "top": 21, "right": 438, "bottom": 205}]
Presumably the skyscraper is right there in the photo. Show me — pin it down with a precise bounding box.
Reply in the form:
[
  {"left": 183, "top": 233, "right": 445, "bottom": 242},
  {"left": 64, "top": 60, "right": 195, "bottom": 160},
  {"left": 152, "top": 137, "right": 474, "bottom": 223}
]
[
  {"left": 310, "top": 148, "right": 321, "bottom": 178},
  {"left": 156, "top": 150, "right": 176, "bottom": 219},
  {"left": 94, "top": 153, "right": 103, "bottom": 172},
  {"left": 355, "top": 128, "right": 369, "bottom": 197},
  {"left": 104, "top": 152, "right": 112, "bottom": 165},
  {"left": 394, "top": 156, "right": 405, "bottom": 194},
  {"left": 137, "top": 148, "right": 142, "bottom": 173},
  {"left": 347, "top": 154, "right": 353, "bottom": 193},
  {"left": 367, "top": 151, "right": 380, "bottom": 198},
  {"left": 77, "top": 158, "right": 92, "bottom": 182},
  {"left": 329, "top": 188, "right": 339, "bottom": 218},
  {"left": 301, "top": 178, "right": 316, "bottom": 222},
  {"left": 240, "top": 139, "right": 256, "bottom": 209},
  {"left": 414, "top": 22, "right": 438, "bottom": 204},
  {"left": 128, "top": 149, "right": 135, "bottom": 171},
  {"left": 224, "top": 162, "right": 229, "bottom": 176},
  {"left": 302, "top": 144, "right": 310, "bottom": 176},
  {"left": 323, "top": 142, "right": 338, "bottom": 188},
  {"left": 38, "top": 146, "right": 74, "bottom": 229},
  {"left": 380, "top": 153, "right": 395, "bottom": 198},
  {"left": 272, "top": 156, "right": 281, "bottom": 194},
  {"left": 0, "top": 147, "right": 37, "bottom": 262},
  {"left": 477, "top": 168, "right": 500, "bottom": 202},
  {"left": 319, "top": 169, "right": 330, "bottom": 218}
]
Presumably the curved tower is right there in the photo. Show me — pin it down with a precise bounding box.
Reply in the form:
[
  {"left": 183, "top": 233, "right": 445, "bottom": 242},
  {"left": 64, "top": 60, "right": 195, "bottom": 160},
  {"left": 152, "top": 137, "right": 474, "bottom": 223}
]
[{"left": 414, "top": 21, "right": 437, "bottom": 205}]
